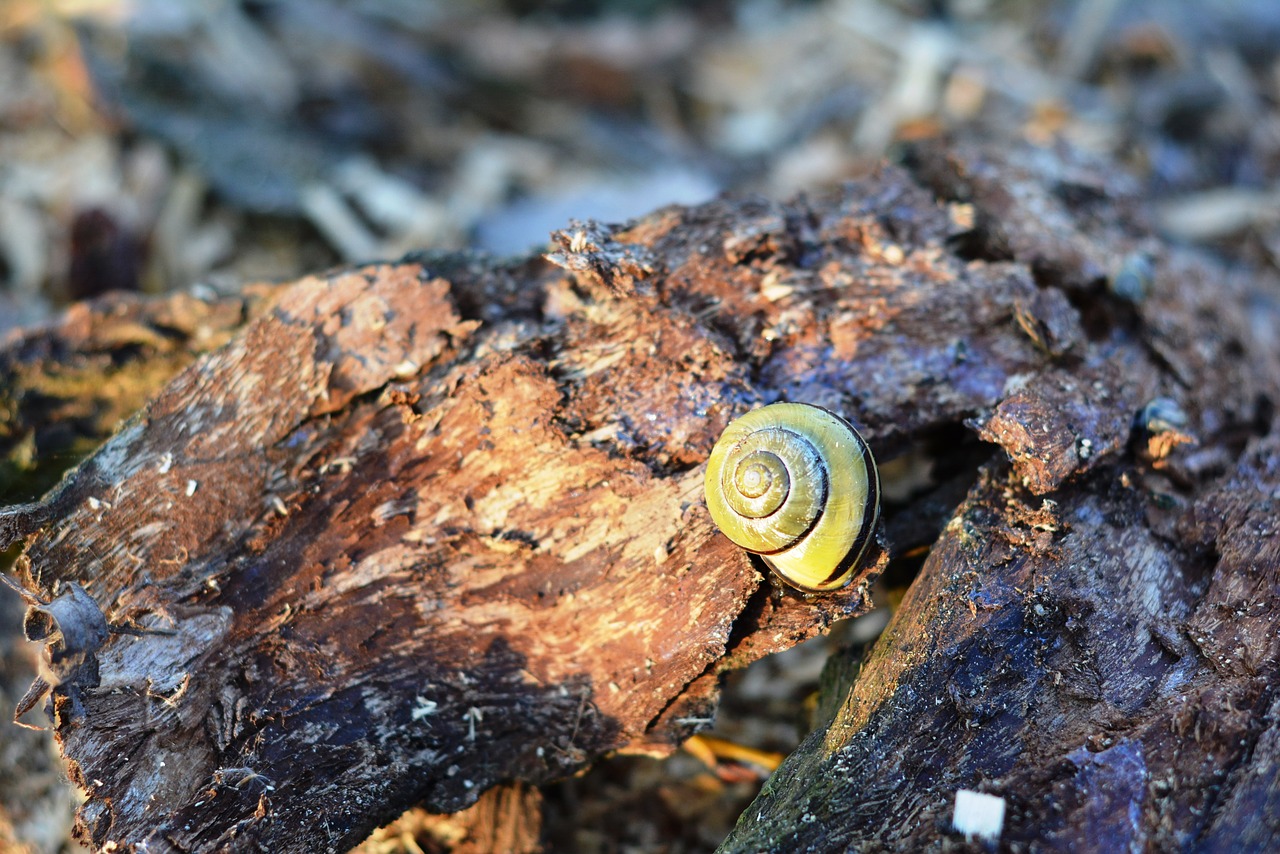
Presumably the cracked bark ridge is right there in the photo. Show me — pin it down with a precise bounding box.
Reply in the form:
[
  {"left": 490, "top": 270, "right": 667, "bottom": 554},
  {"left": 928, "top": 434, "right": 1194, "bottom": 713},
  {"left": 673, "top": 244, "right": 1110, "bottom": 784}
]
[{"left": 720, "top": 142, "right": 1280, "bottom": 851}]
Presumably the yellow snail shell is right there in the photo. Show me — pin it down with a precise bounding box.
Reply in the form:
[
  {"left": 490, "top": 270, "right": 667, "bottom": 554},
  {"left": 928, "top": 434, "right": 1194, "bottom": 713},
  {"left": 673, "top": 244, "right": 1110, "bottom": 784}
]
[{"left": 704, "top": 402, "right": 879, "bottom": 592}]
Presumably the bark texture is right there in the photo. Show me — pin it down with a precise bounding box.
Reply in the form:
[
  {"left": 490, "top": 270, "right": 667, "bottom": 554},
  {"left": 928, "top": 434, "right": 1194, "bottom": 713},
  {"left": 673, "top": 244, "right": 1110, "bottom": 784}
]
[
  {"left": 1, "top": 140, "right": 1277, "bottom": 852},
  {"left": 0, "top": 285, "right": 278, "bottom": 851},
  {"left": 721, "top": 145, "right": 1280, "bottom": 851},
  {"left": 0, "top": 287, "right": 278, "bottom": 507}
]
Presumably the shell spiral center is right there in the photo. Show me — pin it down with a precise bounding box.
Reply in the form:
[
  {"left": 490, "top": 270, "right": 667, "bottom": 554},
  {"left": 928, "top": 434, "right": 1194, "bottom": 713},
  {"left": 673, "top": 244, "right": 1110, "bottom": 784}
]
[
  {"left": 715, "top": 427, "right": 828, "bottom": 554},
  {"left": 729, "top": 450, "right": 789, "bottom": 517}
]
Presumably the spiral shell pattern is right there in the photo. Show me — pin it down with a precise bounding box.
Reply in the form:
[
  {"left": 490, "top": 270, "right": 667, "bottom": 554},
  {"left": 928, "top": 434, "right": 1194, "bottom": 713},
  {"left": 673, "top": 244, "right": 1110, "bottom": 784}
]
[{"left": 704, "top": 403, "right": 879, "bottom": 592}]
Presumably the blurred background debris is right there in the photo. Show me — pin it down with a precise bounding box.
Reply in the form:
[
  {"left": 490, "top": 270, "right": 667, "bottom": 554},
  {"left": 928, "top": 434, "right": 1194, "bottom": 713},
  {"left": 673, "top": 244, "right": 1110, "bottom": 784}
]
[{"left": 1, "top": 0, "right": 1278, "bottom": 850}]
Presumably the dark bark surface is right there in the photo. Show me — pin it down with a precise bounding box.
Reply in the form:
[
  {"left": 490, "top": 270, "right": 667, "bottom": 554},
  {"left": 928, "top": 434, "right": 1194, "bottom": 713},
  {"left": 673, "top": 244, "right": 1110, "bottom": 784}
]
[
  {"left": 2, "top": 140, "right": 1278, "bottom": 852},
  {"left": 721, "top": 145, "right": 1280, "bottom": 851}
]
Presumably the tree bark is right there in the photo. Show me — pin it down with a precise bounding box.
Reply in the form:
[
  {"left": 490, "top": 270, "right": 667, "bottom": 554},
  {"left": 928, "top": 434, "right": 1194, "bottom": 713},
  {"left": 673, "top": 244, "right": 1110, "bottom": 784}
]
[
  {"left": 0, "top": 286, "right": 277, "bottom": 506},
  {"left": 0, "top": 285, "right": 277, "bottom": 851},
  {"left": 2, "top": 140, "right": 1277, "bottom": 852},
  {"left": 721, "top": 144, "right": 1280, "bottom": 851}
]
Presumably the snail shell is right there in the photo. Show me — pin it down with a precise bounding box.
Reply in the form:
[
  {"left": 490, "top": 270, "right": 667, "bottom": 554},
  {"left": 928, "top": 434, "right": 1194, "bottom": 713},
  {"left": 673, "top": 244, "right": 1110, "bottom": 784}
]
[{"left": 704, "top": 402, "right": 879, "bottom": 592}]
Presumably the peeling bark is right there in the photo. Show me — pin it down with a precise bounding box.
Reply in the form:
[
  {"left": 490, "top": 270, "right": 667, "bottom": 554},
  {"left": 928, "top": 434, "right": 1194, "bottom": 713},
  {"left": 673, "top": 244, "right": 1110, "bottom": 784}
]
[{"left": 2, "top": 140, "right": 1277, "bottom": 852}]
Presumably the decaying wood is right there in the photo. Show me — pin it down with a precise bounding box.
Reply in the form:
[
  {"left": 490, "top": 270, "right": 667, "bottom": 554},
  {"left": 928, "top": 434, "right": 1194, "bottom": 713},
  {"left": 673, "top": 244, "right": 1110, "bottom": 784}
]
[
  {"left": 721, "top": 145, "right": 1280, "bottom": 851},
  {"left": 0, "top": 286, "right": 279, "bottom": 505},
  {"left": 0, "top": 183, "right": 924, "bottom": 850},
  {"left": 0, "top": 286, "right": 281, "bottom": 850},
  {"left": 1, "top": 138, "right": 1277, "bottom": 852}
]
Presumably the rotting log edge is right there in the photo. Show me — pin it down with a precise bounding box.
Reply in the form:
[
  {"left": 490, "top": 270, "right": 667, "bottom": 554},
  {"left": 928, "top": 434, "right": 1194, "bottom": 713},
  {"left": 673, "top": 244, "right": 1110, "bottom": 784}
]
[
  {"left": 0, "top": 139, "right": 1275, "bottom": 851},
  {"left": 722, "top": 145, "right": 1280, "bottom": 851}
]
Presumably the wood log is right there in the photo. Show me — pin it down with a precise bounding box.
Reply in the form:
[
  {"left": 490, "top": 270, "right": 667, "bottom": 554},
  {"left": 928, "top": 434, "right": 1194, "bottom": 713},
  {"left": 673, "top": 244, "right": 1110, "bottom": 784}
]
[
  {"left": 2, "top": 138, "right": 1276, "bottom": 852},
  {"left": 721, "top": 144, "right": 1280, "bottom": 851},
  {"left": 1, "top": 189, "right": 899, "bottom": 850},
  {"left": 0, "top": 285, "right": 276, "bottom": 851}
]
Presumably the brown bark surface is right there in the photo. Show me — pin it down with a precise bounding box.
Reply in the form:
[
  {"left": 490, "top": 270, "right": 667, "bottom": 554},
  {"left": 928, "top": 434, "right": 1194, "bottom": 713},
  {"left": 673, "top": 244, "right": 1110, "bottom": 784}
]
[
  {"left": 0, "top": 286, "right": 281, "bottom": 505},
  {"left": 2, "top": 140, "right": 1278, "bottom": 852}
]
